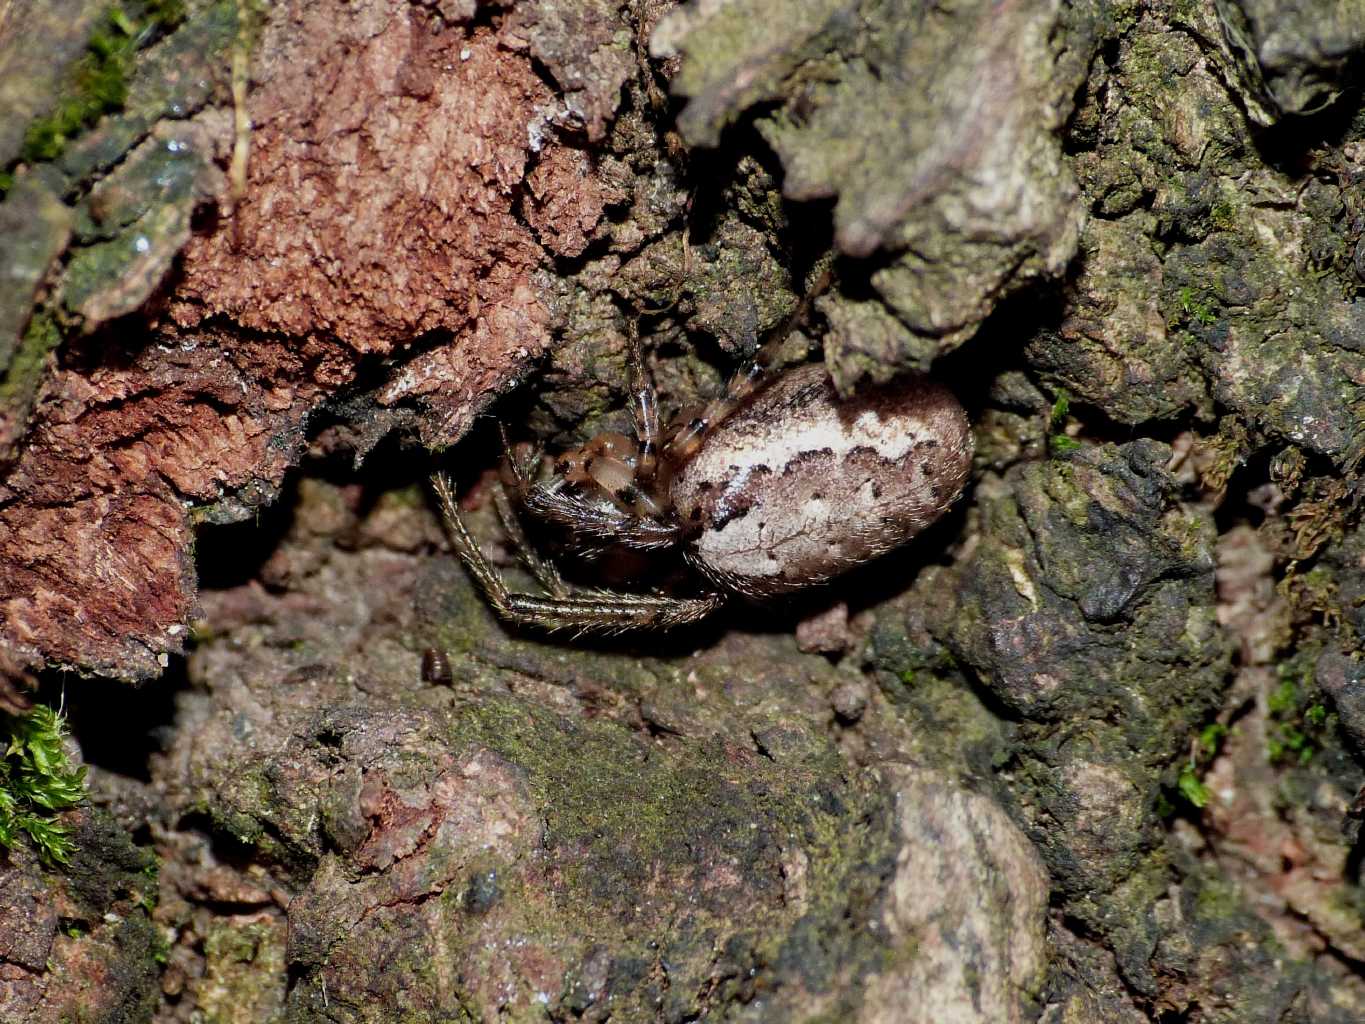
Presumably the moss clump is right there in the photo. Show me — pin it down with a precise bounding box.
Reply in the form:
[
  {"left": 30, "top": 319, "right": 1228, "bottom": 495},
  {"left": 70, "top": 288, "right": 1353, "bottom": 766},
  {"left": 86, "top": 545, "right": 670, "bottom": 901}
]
[
  {"left": 1174, "top": 285, "right": 1218, "bottom": 327},
  {"left": 0, "top": 704, "right": 88, "bottom": 863},
  {"left": 17, "top": 0, "right": 187, "bottom": 165},
  {"left": 1168, "top": 722, "right": 1228, "bottom": 811},
  {"left": 1044, "top": 388, "right": 1083, "bottom": 456},
  {"left": 1265, "top": 670, "right": 1335, "bottom": 767},
  {"left": 0, "top": 312, "right": 64, "bottom": 444}
]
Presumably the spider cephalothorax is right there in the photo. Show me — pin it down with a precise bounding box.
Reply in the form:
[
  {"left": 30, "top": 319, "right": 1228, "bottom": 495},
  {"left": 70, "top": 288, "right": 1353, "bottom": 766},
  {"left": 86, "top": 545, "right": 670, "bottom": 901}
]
[{"left": 431, "top": 332, "right": 973, "bottom": 635}]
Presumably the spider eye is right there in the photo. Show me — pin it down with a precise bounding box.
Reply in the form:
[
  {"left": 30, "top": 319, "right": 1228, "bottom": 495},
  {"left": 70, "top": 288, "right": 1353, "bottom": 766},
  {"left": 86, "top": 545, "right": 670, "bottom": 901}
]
[{"left": 668, "top": 404, "right": 706, "bottom": 433}]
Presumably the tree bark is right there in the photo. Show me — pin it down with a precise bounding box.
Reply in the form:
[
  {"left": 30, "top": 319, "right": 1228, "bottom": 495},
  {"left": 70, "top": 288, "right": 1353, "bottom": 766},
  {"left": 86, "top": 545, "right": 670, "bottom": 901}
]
[{"left": 2, "top": 0, "right": 1364, "bottom": 1021}]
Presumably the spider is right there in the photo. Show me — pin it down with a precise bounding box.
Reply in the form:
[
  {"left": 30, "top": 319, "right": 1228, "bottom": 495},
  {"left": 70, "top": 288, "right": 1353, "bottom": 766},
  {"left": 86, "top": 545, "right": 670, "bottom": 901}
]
[{"left": 431, "top": 327, "right": 973, "bottom": 635}]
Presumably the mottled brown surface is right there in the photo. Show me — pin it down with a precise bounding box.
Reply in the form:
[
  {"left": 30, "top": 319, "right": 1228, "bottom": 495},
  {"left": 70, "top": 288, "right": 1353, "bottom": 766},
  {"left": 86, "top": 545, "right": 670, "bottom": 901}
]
[
  {"left": 673, "top": 365, "right": 973, "bottom": 599},
  {"left": 522, "top": 143, "right": 610, "bottom": 258},
  {"left": 1027, "top": 214, "right": 1208, "bottom": 424},
  {"left": 3, "top": 0, "right": 1365, "bottom": 1020},
  {"left": 654, "top": 0, "right": 1085, "bottom": 375},
  {"left": 169, "top": 0, "right": 553, "bottom": 434},
  {"left": 0, "top": 329, "right": 317, "bottom": 677},
  {"left": 0, "top": 811, "right": 160, "bottom": 1024},
  {"left": 122, "top": 475, "right": 1049, "bottom": 1023},
  {"left": 503, "top": 0, "right": 636, "bottom": 144},
  {"left": 0, "top": 0, "right": 575, "bottom": 679}
]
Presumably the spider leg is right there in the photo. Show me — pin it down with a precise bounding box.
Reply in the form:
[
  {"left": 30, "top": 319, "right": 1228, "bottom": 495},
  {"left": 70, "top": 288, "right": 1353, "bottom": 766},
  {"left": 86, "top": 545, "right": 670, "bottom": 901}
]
[
  {"left": 432, "top": 473, "right": 724, "bottom": 634},
  {"left": 661, "top": 330, "right": 801, "bottom": 462},
  {"left": 492, "top": 481, "right": 568, "bottom": 597},
  {"left": 497, "top": 423, "right": 680, "bottom": 552},
  {"left": 498, "top": 423, "right": 542, "bottom": 488},
  {"left": 520, "top": 482, "right": 682, "bottom": 552},
  {"left": 662, "top": 262, "right": 837, "bottom": 463},
  {"left": 626, "top": 321, "right": 662, "bottom": 485}
]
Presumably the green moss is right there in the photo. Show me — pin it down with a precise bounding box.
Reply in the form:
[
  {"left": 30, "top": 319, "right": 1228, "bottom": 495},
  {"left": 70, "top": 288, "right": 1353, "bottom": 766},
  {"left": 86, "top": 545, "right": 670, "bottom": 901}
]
[
  {"left": 1198, "top": 722, "right": 1228, "bottom": 757},
  {"left": 0, "top": 310, "right": 64, "bottom": 430},
  {"left": 17, "top": 0, "right": 186, "bottom": 164},
  {"left": 440, "top": 691, "right": 892, "bottom": 1013},
  {"left": 151, "top": 926, "right": 172, "bottom": 965},
  {"left": 1209, "top": 198, "right": 1237, "bottom": 231},
  {"left": 1176, "top": 764, "right": 1210, "bottom": 808},
  {"left": 0, "top": 704, "right": 88, "bottom": 864},
  {"left": 1267, "top": 678, "right": 1299, "bottom": 715},
  {"left": 867, "top": 616, "right": 1006, "bottom": 776},
  {"left": 1044, "top": 389, "right": 1084, "bottom": 457},
  {"left": 1196, "top": 417, "right": 1250, "bottom": 494},
  {"left": 1175, "top": 285, "right": 1218, "bottom": 326},
  {"left": 1048, "top": 389, "right": 1071, "bottom": 429},
  {"left": 869, "top": 619, "right": 958, "bottom": 699},
  {"left": 1281, "top": 563, "right": 1340, "bottom": 616},
  {"left": 1265, "top": 666, "right": 1337, "bottom": 767},
  {"left": 1049, "top": 434, "right": 1083, "bottom": 456},
  {"left": 1163, "top": 714, "right": 1228, "bottom": 811},
  {"left": 464, "top": 699, "right": 741, "bottom": 869},
  {"left": 1153, "top": 790, "right": 1175, "bottom": 818}
]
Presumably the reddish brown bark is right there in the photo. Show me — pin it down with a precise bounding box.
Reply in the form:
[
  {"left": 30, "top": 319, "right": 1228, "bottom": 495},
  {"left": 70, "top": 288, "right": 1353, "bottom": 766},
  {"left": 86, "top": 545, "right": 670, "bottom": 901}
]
[{"left": 0, "top": 0, "right": 599, "bottom": 679}]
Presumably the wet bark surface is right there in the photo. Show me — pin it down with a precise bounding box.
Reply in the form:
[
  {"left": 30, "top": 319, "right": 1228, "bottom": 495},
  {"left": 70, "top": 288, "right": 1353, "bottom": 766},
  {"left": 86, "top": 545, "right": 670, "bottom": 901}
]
[{"left": 2, "top": 0, "right": 1365, "bottom": 1021}]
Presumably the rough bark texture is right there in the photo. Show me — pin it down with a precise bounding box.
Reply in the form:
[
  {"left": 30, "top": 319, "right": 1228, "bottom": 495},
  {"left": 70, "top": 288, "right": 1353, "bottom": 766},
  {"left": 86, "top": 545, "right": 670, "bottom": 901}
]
[
  {"left": 2, "top": 0, "right": 1365, "bottom": 1021},
  {"left": 0, "top": 0, "right": 557, "bottom": 681}
]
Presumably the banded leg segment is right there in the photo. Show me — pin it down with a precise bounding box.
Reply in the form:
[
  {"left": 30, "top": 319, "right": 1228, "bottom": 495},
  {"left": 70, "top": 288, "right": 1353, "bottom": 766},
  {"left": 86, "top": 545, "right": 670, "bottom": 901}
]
[
  {"left": 626, "top": 321, "right": 662, "bottom": 485},
  {"left": 662, "top": 263, "right": 837, "bottom": 464},
  {"left": 519, "top": 483, "right": 681, "bottom": 552},
  {"left": 432, "top": 473, "right": 724, "bottom": 634},
  {"left": 492, "top": 482, "right": 568, "bottom": 597}
]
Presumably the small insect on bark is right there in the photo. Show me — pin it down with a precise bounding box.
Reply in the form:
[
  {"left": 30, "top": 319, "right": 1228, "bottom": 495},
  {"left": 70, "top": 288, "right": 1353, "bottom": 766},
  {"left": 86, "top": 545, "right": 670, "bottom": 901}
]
[
  {"left": 431, "top": 323, "right": 973, "bottom": 636},
  {"left": 420, "top": 647, "right": 453, "bottom": 685}
]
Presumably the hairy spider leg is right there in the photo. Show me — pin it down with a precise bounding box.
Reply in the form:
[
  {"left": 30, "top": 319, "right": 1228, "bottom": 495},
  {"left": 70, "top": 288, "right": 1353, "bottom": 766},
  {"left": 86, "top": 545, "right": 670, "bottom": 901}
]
[
  {"left": 660, "top": 332, "right": 783, "bottom": 463},
  {"left": 660, "top": 264, "right": 836, "bottom": 464},
  {"left": 499, "top": 426, "right": 681, "bottom": 553},
  {"left": 432, "top": 473, "right": 724, "bottom": 634},
  {"left": 625, "top": 321, "right": 662, "bottom": 486},
  {"left": 493, "top": 431, "right": 659, "bottom": 593},
  {"left": 520, "top": 481, "right": 681, "bottom": 552},
  {"left": 492, "top": 482, "right": 568, "bottom": 597}
]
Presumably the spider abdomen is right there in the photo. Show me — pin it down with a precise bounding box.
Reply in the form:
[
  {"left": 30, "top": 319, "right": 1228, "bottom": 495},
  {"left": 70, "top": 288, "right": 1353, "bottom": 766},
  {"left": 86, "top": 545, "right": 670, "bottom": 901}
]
[{"left": 671, "top": 364, "right": 973, "bottom": 601}]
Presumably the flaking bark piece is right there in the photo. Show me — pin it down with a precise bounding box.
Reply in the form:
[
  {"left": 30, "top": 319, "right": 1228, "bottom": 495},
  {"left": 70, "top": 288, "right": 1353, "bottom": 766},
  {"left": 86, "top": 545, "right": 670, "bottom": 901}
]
[
  {"left": 0, "top": 0, "right": 597, "bottom": 679},
  {"left": 1027, "top": 214, "right": 1209, "bottom": 425},
  {"left": 521, "top": 144, "right": 610, "bottom": 259},
  {"left": 0, "top": 177, "right": 71, "bottom": 457},
  {"left": 169, "top": 0, "right": 554, "bottom": 444},
  {"left": 0, "top": 329, "right": 317, "bottom": 680},
  {"left": 0, "top": 0, "right": 103, "bottom": 166},
  {"left": 62, "top": 125, "right": 223, "bottom": 327},
  {"left": 503, "top": 0, "right": 636, "bottom": 143},
  {"left": 1215, "top": 0, "right": 1365, "bottom": 123}
]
